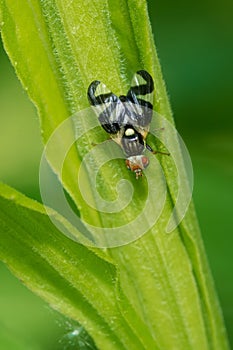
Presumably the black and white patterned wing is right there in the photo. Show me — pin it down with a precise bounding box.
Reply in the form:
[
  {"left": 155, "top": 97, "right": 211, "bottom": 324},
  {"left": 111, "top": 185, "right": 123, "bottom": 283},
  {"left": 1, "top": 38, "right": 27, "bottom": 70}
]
[
  {"left": 126, "top": 70, "right": 154, "bottom": 130},
  {"left": 87, "top": 80, "right": 125, "bottom": 135}
]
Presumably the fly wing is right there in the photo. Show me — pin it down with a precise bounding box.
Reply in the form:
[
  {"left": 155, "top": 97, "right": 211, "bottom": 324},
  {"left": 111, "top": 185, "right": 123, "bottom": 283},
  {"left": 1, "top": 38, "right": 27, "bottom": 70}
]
[
  {"left": 126, "top": 70, "right": 154, "bottom": 133},
  {"left": 87, "top": 80, "right": 125, "bottom": 135}
]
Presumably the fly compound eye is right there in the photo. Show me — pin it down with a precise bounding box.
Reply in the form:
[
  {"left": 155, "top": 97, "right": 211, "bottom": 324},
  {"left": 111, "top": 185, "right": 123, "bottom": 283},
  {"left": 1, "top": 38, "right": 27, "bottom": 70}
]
[{"left": 141, "top": 156, "right": 149, "bottom": 169}]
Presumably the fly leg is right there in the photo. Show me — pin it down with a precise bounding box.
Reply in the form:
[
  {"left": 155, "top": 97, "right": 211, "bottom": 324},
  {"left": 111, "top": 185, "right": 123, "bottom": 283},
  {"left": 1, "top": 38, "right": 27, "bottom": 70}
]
[{"left": 146, "top": 143, "right": 170, "bottom": 156}]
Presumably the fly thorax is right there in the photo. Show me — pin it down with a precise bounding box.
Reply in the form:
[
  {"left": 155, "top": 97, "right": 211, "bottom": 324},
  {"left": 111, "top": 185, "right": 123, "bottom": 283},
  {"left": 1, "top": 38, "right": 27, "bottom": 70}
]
[{"left": 121, "top": 126, "right": 145, "bottom": 156}]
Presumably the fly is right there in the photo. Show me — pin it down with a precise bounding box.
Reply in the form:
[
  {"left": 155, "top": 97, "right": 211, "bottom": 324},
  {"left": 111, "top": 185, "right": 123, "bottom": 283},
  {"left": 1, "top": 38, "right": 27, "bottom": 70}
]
[{"left": 87, "top": 70, "right": 169, "bottom": 179}]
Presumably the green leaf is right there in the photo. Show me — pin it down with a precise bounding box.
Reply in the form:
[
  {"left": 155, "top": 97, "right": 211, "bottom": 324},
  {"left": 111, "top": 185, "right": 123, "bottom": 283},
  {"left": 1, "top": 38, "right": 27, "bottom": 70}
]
[
  {"left": 0, "top": 182, "right": 155, "bottom": 349},
  {"left": 0, "top": 0, "right": 229, "bottom": 349}
]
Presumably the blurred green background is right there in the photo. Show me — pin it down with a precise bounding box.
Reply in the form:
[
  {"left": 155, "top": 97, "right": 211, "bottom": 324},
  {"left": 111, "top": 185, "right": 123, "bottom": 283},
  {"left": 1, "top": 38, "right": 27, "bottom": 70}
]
[{"left": 0, "top": 0, "right": 233, "bottom": 348}]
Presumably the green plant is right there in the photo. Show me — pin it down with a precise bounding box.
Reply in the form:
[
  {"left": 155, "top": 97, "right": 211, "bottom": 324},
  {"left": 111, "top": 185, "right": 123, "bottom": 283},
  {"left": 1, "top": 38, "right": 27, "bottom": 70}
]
[{"left": 0, "top": 0, "right": 229, "bottom": 349}]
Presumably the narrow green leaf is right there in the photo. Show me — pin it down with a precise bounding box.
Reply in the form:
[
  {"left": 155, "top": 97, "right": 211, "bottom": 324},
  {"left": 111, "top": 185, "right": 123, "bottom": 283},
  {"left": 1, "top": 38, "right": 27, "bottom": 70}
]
[
  {"left": 0, "top": 0, "right": 229, "bottom": 349},
  {"left": 0, "top": 182, "right": 152, "bottom": 349}
]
